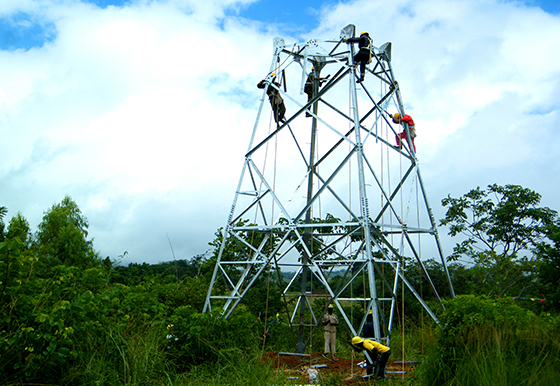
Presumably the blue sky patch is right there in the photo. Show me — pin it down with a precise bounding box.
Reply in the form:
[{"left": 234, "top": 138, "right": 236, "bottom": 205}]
[
  {"left": 82, "top": 0, "right": 132, "bottom": 8},
  {"left": 525, "top": 0, "right": 560, "bottom": 14},
  {"left": 226, "top": 0, "right": 326, "bottom": 35},
  {"left": 0, "top": 13, "right": 56, "bottom": 51}
]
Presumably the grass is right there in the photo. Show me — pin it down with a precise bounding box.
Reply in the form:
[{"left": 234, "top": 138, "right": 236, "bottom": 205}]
[
  {"left": 12, "top": 311, "right": 557, "bottom": 386},
  {"left": 417, "top": 320, "right": 560, "bottom": 386}
]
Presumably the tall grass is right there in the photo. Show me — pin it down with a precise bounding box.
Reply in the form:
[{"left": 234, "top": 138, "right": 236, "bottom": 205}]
[
  {"left": 443, "top": 325, "right": 560, "bottom": 386},
  {"left": 389, "top": 317, "right": 439, "bottom": 360},
  {"left": 417, "top": 296, "right": 560, "bottom": 386},
  {"left": 64, "top": 319, "right": 169, "bottom": 385},
  {"left": 165, "top": 357, "right": 288, "bottom": 386},
  {"left": 60, "top": 318, "right": 289, "bottom": 386}
]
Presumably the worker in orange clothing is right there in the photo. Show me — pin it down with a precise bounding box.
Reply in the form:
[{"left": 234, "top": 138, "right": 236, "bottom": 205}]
[
  {"left": 349, "top": 336, "right": 392, "bottom": 379},
  {"left": 392, "top": 112, "right": 416, "bottom": 152}
]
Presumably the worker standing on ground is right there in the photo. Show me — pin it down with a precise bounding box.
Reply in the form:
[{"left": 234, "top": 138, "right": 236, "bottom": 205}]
[
  {"left": 257, "top": 73, "right": 286, "bottom": 125},
  {"left": 363, "top": 310, "right": 374, "bottom": 339},
  {"left": 392, "top": 112, "right": 416, "bottom": 152},
  {"left": 349, "top": 336, "right": 392, "bottom": 380},
  {"left": 343, "top": 31, "right": 372, "bottom": 83},
  {"left": 322, "top": 304, "right": 339, "bottom": 358}
]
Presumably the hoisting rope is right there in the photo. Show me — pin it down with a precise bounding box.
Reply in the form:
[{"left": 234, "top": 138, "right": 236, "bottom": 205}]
[
  {"left": 348, "top": 67, "right": 355, "bottom": 377},
  {"left": 416, "top": 172, "right": 424, "bottom": 363},
  {"left": 260, "top": 117, "right": 279, "bottom": 354},
  {"left": 257, "top": 66, "right": 281, "bottom": 354},
  {"left": 399, "top": 112, "right": 406, "bottom": 373},
  {"left": 261, "top": 260, "right": 272, "bottom": 355}
]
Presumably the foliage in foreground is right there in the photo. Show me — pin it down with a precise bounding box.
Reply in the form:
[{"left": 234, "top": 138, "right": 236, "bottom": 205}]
[
  {"left": 418, "top": 295, "right": 560, "bottom": 386},
  {"left": 2, "top": 185, "right": 560, "bottom": 385}
]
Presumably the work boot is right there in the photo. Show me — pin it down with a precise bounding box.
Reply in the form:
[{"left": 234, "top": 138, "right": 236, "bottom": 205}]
[{"left": 357, "top": 77, "right": 364, "bottom": 83}]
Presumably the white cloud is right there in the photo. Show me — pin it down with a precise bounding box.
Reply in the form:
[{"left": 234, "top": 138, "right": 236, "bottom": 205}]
[
  {"left": 311, "top": 0, "right": 560, "bottom": 136},
  {"left": 1, "top": 0, "right": 559, "bottom": 264}
]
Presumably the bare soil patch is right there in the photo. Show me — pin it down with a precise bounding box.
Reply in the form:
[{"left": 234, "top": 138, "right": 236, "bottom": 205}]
[{"left": 261, "top": 352, "right": 416, "bottom": 384}]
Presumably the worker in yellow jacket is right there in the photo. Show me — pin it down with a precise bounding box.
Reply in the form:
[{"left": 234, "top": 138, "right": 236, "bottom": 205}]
[{"left": 349, "top": 336, "right": 391, "bottom": 379}]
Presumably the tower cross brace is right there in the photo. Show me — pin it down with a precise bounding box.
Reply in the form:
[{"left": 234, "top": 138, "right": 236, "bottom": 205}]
[{"left": 203, "top": 24, "right": 454, "bottom": 353}]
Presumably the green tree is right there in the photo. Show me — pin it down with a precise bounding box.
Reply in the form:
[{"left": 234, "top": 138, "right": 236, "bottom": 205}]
[
  {"left": 35, "top": 196, "right": 99, "bottom": 269},
  {"left": 535, "top": 220, "right": 560, "bottom": 310},
  {"left": 7, "top": 212, "right": 33, "bottom": 248},
  {"left": 440, "top": 184, "right": 557, "bottom": 297},
  {"left": 0, "top": 198, "right": 173, "bottom": 384},
  {"left": 0, "top": 205, "right": 7, "bottom": 242}
]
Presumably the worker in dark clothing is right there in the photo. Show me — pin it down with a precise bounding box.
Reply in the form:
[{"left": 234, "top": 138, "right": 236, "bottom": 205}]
[
  {"left": 343, "top": 31, "right": 372, "bottom": 83},
  {"left": 349, "top": 336, "right": 392, "bottom": 379},
  {"left": 363, "top": 310, "right": 374, "bottom": 338},
  {"left": 304, "top": 69, "right": 329, "bottom": 117},
  {"left": 304, "top": 70, "right": 315, "bottom": 104},
  {"left": 392, "top": 112, "right": 416, "bottom": 152},
  {"left": 257, "top": 73, "right": 286, "bottom": 124},
  {"left": 304, "top": 71, "right": 315, "bottom": 117}
]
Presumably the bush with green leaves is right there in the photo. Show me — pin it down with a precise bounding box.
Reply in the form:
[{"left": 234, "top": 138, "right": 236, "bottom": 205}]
[
  {"left": 0, "top": 245, "right": 101, "bottom": 382},
  {"left": 419, "top": 295, "right": 560, "bottom": 386},
  {"left": 0, "top": 200, "right": 103, "bottom": 383},
  {"left": 166, "top": 305, "right": 261, "bottom": 370},
  {"left": 0, "top": 197, "right": 167, "bottom": 383}
]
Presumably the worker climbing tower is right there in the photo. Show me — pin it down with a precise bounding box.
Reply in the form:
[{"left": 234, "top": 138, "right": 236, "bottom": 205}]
[{"left": 203, "top": 24, "right": 454, "bottom": 353}]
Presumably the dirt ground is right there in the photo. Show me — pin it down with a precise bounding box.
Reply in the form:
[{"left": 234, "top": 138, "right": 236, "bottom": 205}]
[{"left": 261, "top": 351, "right": 416, "bottom": 384}]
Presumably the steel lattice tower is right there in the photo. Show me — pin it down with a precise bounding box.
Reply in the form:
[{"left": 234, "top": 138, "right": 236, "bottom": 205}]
[{"left": 203, "top": 24, "right": 454, "bottom": 353}]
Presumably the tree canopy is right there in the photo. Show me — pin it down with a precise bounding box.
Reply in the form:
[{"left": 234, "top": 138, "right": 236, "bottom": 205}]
[{"left": 440, "top": 184, "right": 557, "bottom": 297}]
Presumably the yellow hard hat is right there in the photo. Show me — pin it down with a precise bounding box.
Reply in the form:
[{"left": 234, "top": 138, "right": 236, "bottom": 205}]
[
  {"left": 394, "top": 112, "right": 401, "bottom": 120},
  {"left": 352, "top": 336, "right": 364, "bottom": 345},
  {"left": 328, "top": 304, "right": 334, "bottom": 308},
  {"left": 360, "top": 31, "right": 368, "bottom": 36},
  {"left": 368, "top": 310, "right": 373, "bottom": 315},
  {"left": 271, "top": 72, "right": 275, "bottom": 77}
]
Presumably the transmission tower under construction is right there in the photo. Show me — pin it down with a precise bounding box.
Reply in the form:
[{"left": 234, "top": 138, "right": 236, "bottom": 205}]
[{"left": 203, "top": 24, "right": 454, "bottom": 353}]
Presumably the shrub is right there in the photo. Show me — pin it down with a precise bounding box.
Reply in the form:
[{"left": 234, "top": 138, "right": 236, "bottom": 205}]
[
  {"left": 166, "top": 305, "right": 260, "bottom": 370},
  {"left": 419, "top": 295, "right": 560, "bottom": 386}
]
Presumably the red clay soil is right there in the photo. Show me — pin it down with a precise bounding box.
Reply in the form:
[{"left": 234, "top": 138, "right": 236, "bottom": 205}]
[{"left": 261, "top": 351, "right": 416, "bottom": 384}]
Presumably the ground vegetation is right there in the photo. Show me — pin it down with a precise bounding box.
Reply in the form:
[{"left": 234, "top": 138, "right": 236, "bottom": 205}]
[{"left": 0, "top": 185, "right": 559, "bottom": 385}]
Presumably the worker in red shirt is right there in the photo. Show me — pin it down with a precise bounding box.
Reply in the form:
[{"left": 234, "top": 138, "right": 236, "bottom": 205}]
[{"left": 392, "top": 112, "right": 416, "bottom": 152}]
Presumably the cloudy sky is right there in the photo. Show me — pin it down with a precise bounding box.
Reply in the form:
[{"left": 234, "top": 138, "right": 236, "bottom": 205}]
[{"left": 1, "top": 0, "right": 559, "bottom": 265}]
